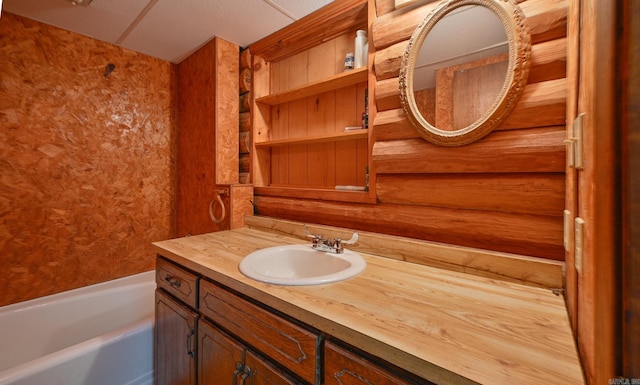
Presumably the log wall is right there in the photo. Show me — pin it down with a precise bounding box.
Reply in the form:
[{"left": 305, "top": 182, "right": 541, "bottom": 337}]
[
  {"left": 255, "top": 0, "right": 568, "bottom": 261},
  {"left": 0, "top": 13, "right": 175, "bottom": 306}
]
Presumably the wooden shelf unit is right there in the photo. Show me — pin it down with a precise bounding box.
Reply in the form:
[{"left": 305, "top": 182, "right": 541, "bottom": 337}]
[{"left": 249, "top": 0, "right": 372, "bottom": 201}]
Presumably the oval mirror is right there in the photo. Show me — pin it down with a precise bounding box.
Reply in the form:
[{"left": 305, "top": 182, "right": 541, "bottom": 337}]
[{"left": 399, "top": 0, "right": 530, "bottom": 146}]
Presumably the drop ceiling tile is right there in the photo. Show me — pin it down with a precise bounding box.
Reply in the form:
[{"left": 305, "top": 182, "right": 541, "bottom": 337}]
[
  {"left": 119, "top": 0, "right": 294, "bottom": 63},
  {"left": 267, "top": 0, "right": 333, "bottom": 20},
  {"left": 3, "top": 0, "right": 150, "bottom": 44}
]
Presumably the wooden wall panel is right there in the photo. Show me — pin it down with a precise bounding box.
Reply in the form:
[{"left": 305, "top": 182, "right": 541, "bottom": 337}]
[
  {"left": 176, "top": 40, "right": 217, "bottom": 237},
  {"left": 176, "top": 38, "right": 239, "bottom": 237},
  {"left": 0, "top": 13, "right": 175, "bottom": 306},
  {"left": 445, "top": 57, "right": 508, "bottom": 130}
]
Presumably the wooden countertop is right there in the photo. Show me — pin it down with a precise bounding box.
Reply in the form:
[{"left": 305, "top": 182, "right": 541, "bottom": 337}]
[{"left": 153, "top": 225, "right": 584, "bottom": 385}]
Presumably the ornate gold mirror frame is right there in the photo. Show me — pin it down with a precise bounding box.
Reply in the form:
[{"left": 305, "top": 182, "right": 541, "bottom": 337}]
[{"left": 399, "top": 0, "right": 531, "bottom": 146}]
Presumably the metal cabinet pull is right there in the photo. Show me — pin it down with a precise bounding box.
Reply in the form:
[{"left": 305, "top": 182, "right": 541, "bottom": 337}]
[
  {"left": 186, "top": 329, "right": 195, "bottom": 357},
  {"left": 164, "top": 274, "right": 181, "bottom": 288},
  {"left": 232, "top": 362, "right": 243, "bottom": 385},
  {"left": 241, "top": 365, "right": 251, "bottom": 385}
]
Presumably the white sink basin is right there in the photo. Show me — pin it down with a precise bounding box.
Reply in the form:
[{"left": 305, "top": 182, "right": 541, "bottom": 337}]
[{"left": 239, "top": 244, "right": 366, "bottom": 285}]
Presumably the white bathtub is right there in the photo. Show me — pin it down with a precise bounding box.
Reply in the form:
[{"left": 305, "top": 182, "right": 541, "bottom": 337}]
[{"left": 0, "top": 271, "right": 156, "bottom": 385}]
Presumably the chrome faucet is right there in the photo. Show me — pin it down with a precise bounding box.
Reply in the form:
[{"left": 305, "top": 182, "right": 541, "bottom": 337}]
[{"left": 304, "top": 225, "right": 359, "bottom": 254}]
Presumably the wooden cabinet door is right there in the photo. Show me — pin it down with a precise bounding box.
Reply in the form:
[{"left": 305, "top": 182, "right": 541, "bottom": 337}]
[
  {"left": 245, "top": 350, "right": 298, "bottom": 385},
  {"left": 155, "top": 290, "right": 198, "bottom": 385},
  {"left": 198, "top": 320, "right": 245, "bottom": 385}
]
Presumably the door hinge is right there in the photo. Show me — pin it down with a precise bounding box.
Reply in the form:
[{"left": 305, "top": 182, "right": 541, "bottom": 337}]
[
  {"left": 574, "top": 217, "right": 585, "bottom": 276},
  {"left": 565, "top": 113, "right": 585, "bottom": 169},
  {"left": 563, "top": 210, "right": 572, "bottom": 252}
]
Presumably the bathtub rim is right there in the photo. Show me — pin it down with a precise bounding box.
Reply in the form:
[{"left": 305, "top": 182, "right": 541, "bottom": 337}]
[{"left": 0, "top": 270, "right": 155, "bottom": 315}]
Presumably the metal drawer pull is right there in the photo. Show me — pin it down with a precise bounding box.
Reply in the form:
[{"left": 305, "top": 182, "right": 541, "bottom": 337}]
[{"left": 164, "top": 274, "right": 181, "bottom": 288}]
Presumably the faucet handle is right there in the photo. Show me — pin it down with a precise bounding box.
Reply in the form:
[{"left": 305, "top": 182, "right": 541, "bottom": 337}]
[
  {"left": 341, "top": 232, "right": 359, "bottom": 245},
  {"left": 304, "top": 224, "right": 322, "bottom": 240}
]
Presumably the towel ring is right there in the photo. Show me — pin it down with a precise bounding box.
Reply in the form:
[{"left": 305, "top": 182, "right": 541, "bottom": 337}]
[{"left": 209, "top": 189, "right": 227, "bottom": 224}]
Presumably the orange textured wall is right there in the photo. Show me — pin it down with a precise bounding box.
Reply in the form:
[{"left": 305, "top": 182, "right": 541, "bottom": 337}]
[{"left": 0, "top": 13, "right": 176, "bottom": 306}]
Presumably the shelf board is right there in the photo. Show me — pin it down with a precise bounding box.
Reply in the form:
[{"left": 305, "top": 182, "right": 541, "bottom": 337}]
[
  {"left": 255, "top": 67, "right": 368, "bottom": 106},
  {"left": 255, "top": 129, "right": 368, "bottom": 148},
  {"left": 255, "top": 186, "right": 376, "bottom": 204}
]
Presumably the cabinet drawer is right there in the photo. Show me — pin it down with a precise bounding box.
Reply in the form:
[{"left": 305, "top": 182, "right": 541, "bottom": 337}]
[
  {"left": 325, "top": 341, "right": 421, "bottom": 385},
  {"left": 156, "top": 257, "right": 199, "bottom": 308},
  {"left": 199, "top": 279, "right": 319, "bottom": 384}
]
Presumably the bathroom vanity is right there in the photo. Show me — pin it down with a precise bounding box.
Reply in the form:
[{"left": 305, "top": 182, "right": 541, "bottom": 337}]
[{"left": 153, "top": 217, "right": 584, "bottom": 385}]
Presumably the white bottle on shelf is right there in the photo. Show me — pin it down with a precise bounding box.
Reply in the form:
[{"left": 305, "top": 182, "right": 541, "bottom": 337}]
[{"left": 354, "top": 30, "right": 367, "bottom": 69}]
